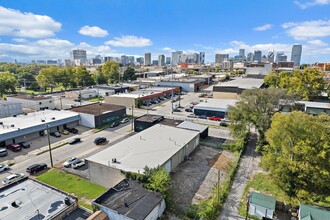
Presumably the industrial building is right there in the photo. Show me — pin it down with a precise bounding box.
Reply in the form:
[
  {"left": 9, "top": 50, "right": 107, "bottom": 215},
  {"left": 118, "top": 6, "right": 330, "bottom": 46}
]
[
  {"left": 93, "top": 84, "right": 131, "bottom": 96},
  {"left": 134, "top": 114, "right": 183, "bottom": 132},
  {"left": 0, "top": 100, "right": 23, "bottom": 118},
  {"left": 155, "top": 78, "right": 204, "bottom": 92},
  {"left": 0, "top": 110, "right": 79, "bottom": 147},
  {"left": 65, "top": 89, "right": 98, "bottom": 100},
  {"left": 93, "top": 180, "right": 165, "bottom": 220},
  {"left": 104, "top": 87, "right": 175, "bottom": 108},
  {"left": 193, "top": 99, "right": 237, "bottom": 118},
  {"left": 213, "top": 78, "right": 265, "bottom": 99},
  {"left": 176, "top": 121, "right": 208, "bottom": 139},
  {"left": 70, "top": 103, "right": 126, "bottom": 128},
  {"left": 86, "top": 124, "right": 200, "bottom": 187},
  {"left": 6, "top": 95, "right": 55, "bottom": 111},
  {"left": 0, "top": 177, "right": 78, "bottom": 220}
]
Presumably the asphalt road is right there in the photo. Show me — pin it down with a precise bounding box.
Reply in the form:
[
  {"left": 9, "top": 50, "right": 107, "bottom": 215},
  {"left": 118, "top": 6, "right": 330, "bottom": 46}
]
[{"left": 0, "top": 122, "right": 133, "bottom": 185}]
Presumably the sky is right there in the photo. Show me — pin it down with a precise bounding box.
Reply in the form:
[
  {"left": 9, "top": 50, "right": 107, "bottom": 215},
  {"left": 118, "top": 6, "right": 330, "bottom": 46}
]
[{"left": 0, "top": 0, "right": 330, "bottom": 63}]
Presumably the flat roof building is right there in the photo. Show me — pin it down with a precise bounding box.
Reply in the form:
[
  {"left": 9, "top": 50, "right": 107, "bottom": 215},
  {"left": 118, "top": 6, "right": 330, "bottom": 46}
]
[
  {"left": 0, "top": 100, "right": 23, "bottom": 118},
  {"left": 134, "top": 114, "right": 183, "bottom": 132},
  {"left": 86, "top": 124, "right": 200, "bottom": 187},
  {"left": 6, "top": 95, "right": 55, "bottom": 111},
  {"left": 93, "top": 180, "right": 165, "bottom": 220},
  {"left": 0, "top": 178, "right": 77, "bottom": 220},
  {"left": 176, "top": 121, "right": 209, "bottom": 139},
  {"left": 213, "top": 78, "right": 265, "bottom": 99},
  {"left": 194, "top": 99, "right": 237, "bottom": 118}
]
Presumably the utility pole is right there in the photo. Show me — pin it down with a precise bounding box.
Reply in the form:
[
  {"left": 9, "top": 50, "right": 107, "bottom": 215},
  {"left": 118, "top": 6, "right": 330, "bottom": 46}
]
[
  {"left": 60, "top": 97, "right": 63, "bottom": 110},
  {"left": 46, "top": 125, "right": 54, "bottom": 167},
  {"left": 131, "top": 105, "right": 134, "bottom": 131},
  {"left": 171, "top": 68, "right": 174, "bottom": 114}
]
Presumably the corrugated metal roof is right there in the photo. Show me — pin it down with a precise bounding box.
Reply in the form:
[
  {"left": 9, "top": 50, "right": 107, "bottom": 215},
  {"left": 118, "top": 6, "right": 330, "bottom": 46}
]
[
  {"left": 249, "top": 192, "right": 276, "bottom": 210},
  {"left": 300, "top": 204, "right": 330, "bottom": 220}
]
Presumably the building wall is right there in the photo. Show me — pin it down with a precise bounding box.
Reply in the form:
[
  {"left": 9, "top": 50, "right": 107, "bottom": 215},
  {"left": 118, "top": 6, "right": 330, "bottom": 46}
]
[
  {"left": 6, "top": 97, "right": 55, "bottom": 110},
  {"left": 79, "top": 113, "right": 96, "bottom": 128},
  {"left": 88, "top": 161, "right": 126, "bottom": 188},
  {"left": 248, "top": 203, "right": 274, "bottom": 219},
  {"left": 193, "top": 107, "right": 227, "bottom": 118},
  {"left": 305, "top": 107, "right": 330, "bottom": 115},
  {"left": 155, "top": 81, "right": 196, "bottom": 92},
  {"left": 0, "top": 103, "right": 23, "bottom": 118},
  {"left": 213, "top": 92, "right": 239, "bottom": 100},
  {"left": 98, "top": 206, "right": 132, "bottom": 220},
  {"left": 145, "top": 199, "right": 166, "bottom": 220},
  {"left": 104, "top": 96, "right": 135, "bottom": 108},
  {"left": 65, "top": 90, "right": 98, "bottom": 100}
]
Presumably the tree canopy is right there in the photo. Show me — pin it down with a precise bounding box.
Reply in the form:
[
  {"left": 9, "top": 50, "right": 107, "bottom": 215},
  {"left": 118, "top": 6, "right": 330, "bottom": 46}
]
[
  {"left": 262, "top": 111, "right": 330, "bottom": 203},
  {"left": 264, "top": 68, "right": 328, "bottom": 100},
  {"left": 122, "top": 67, "right": 137, "bottom": 81},
  {"left": 102, "top": 61, "right": 120, "bottom": 83},
  {"left": 0, "top": 71, "right": 17, "bottom": 96},
  {"left": 227, "top": 88, "right": 293, "bottom": 150}
]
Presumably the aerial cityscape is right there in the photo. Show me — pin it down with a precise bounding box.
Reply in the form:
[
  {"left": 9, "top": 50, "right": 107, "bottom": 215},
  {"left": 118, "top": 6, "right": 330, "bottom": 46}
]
[{"left": 0, "top": 1, "right": 330, "bottom": 220}]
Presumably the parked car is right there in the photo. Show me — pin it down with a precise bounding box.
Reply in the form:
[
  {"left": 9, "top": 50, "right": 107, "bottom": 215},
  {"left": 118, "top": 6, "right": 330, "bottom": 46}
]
[
  {"left": 94, "top": 137, "right": 107, "bottom": 145},
  {"left": 110, "top": 121, "right": 120, "bottom": 128},
  {"left": 69, "top": 138, "right": 81, "bottom": 145},
  {"left": 173, "top": 108, "right": 181, "bottom": 112},
  {"left": 67, "top": 127, "right": 78, "bottom": 134},
  {"left": 198, "top": 115, "right": 207, "bottom": 119},
  {"left": 74, "top": 99, "right": 81, "bottom": 102},
  {"left": 208, "top": 116, "right": 222, "bottom": 121},
  {"left": 120, "top": 118, "right": 129, "bottom": 124},
  {"left": 191, "top": 101, "right": 199, "bottom": 105},
  {"left": 62, "top": 157, "right": 79, "bottom": 168},
  {"left": 6, "top": 143, "right": 22, "bottom": 152},
  {"left": 187, "top": 114, "right": 196, "bottom": 118},
  {"left": 59, "top": 130, "right": 70, "bottom": 135},
  {"left": 18, "top": 142, "right": 30, "bottom": 149},
  {"left": 220, "top": 119, "right": 230, "bottom": 127},
  {"left": 185, "top": 108, "right": 193, "bottom": 112},
  {"left": 0, "top": 164, "right": 10, "bottom": 173},
  {"left": 26, "top": 163, "right": 47, "bottom": 174},
  {"left": 2, "top": 173, "right": 25, "bottom": 185},
  {"left": 0, "top": 148, "right": 8, "bottom": 157},
  {"left": 72, "top": 159, "right": 85, "bottom": 169},
  {"left": 50, "top": 131, "right": 61, "bottom": 138}
]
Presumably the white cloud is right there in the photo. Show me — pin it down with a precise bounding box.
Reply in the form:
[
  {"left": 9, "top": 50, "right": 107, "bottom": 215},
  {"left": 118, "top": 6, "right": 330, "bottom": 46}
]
[
  {"left": 282, "top": 20, "right": 330, "bottom": 40},
  {"left": 193, "top": 43, "right": 214, "bottom": 50},
  {"left": 0, "top": 6, "right": 61, "bottom": 38},
  {"left": 307, "top": 39, "right": 328, "bottom": 46},
  {"left": 294, "top": 0, "right": 330, "bottom": 9},
  {"left": 162, "top": 47, "right": 175, "bottom": 52},
  {"left": 12, "top": 38, "right": 29, "bottom": 43},
  {"left": 79, "top": 25, "right": 108, "bottom": 38},
  {"left": 105, "top": 35, "right": 152, "bottom": 47},
  {"left": 253, "top": 24, "right": 273, "bottom": 31}
]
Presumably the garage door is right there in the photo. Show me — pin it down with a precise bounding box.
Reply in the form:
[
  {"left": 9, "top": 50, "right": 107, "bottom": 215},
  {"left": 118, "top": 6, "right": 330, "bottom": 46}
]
[{"left": 164, "top": 160, "right": 172, "bottom": 173}]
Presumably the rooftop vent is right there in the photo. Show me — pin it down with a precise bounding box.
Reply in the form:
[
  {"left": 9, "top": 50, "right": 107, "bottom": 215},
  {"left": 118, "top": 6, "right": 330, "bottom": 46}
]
[
  {"left": 41, "top": 119, "right": 45, "bottom": 122},
  {"left": 11, "top": 125, "right": 14, "bottom": 127},
  {"left": 112, "top": 158, "right": 117, "bottom": 163},
  {"left": 51, "top": 117, "right": 55, "bottom": 120},
  {"left": 13, "top": 115, "right": 17, "bottom": 117}
]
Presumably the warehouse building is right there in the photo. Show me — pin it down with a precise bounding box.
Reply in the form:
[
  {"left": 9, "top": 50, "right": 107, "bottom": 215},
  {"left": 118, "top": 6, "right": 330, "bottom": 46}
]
[
  {"left": 70, "top": 103, "right": 126, "bottom": 128},
  {"left": 65, "top": 89, "right": 98, "bottom": 100},
  {"left": 134, "top": 114, "right": 183, "bottom": 132},
  {"left": 93, "top": 180, "right": 165, "bottom": 220},
  {"left": 0, "top": 100, "right": 23, "bottom": 118},
  {"left": 155, "top": 78, "right": 204, "bottom": 92},
  {"left": 0, "top": 110, "right": 79, "bottom": 147},
  {"left": 6, "top": 95, "right": 55, "bottom": 111},
  {"left": 0, "top": 177, "right": 78, "bottom": 220},
  {"left": 213, "top": 78, "right": 265, "bottom": 99},
  {"left": 194, "top": 99, "right": 237, "bottom": 118},
  {"left": 86, "top": 124, "right": 200, "bottom": 188},
  {"left": 177, "top": 121, "right": 209, "bottom": 139}
]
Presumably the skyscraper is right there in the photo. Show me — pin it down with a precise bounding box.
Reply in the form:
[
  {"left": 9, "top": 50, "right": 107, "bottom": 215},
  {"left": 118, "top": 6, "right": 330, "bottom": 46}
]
[
  {"left": 253, "top": 50, "right": 262, "bottom": 63},
  {"left": 71, "top": 49, "right": 87, "bottom": 60},
  {"left": 239, "top": 49, "right": 245, "bottom": 57},
  {"left": 158, "top": 54, "right": 165, "bottom": 66},
  {"left": 247, "top": 53, "right": 254, "bottom": 62},
  {"left": 276, "top": 52, "right": 287, "bottom": 62},
  {"left": 215, "top": 54, "right": 229, "bottom": 63},
  {"left": 199, "top": 52, "right": 205, "bottom": 64},
  {"left": 267, "top": 50, "right": 274, "bottom": 63},
  {"left": 136, "top": 57, "right": 144, "bottom": 64},
  {"left": 128, "top": 56, "right": 135, "bottom": 64},
  {"left": 172, "top": 51, "right": 183, "bottom": 65},
  {"left": 166, "top": 57, "right": 171, "bottom": 65},
  {"left": 291, "top": 45, "right": 302, "bottom": 66},
  {"left": 144, "top": 53, "right": 151, "bottom": 66}
]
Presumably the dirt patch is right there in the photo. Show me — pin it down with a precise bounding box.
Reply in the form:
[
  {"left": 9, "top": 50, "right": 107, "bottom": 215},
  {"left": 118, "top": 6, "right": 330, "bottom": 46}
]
[{"left": 207, "top": 150, "right": 235, "bottom": 171}]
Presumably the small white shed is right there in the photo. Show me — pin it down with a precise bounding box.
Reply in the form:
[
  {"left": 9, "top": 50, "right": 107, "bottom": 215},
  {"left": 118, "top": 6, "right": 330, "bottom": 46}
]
[{"left": 248, "top": 192, "right": 276, "bottom": 219}]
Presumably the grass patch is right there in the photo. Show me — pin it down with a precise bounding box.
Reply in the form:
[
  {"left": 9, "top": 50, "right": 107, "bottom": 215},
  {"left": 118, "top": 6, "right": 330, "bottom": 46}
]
[
  {"left": 78, "top": 201, "right": 93, "bottom": 211},
  {"left": 87, "top": 97, "right": 104, "bottom": 102},
  {"left": 36, "top": 141, "right": 68, "bottom": 155},
  {"left": 238, "top": 173, "right": 293, "bottom": 217},
  {"left": 37, "top": 169, "right": 107, "bottom": 209}
]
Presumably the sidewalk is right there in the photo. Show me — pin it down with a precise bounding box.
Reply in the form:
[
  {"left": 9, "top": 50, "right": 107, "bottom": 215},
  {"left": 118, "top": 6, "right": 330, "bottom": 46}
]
[{"left": 218, "top": 133, "right": 260, "bottom": 220}]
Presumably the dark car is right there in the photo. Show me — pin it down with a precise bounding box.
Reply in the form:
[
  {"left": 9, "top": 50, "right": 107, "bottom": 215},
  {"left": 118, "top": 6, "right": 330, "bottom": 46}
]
[
  {"left": 94, "top": 137, "right": 107, "bottom": 145},
  {"left": 6, "top": 143, "right": 22, "bottom": 152},
  {"left": 173, "top": 108, "right": 181, "bottom": 112},
  {"left": 199, "top": 115, "right": 207, "bottom": 119},
  {"left": 26, "top": 163, "right": 47, "bottom": 174},
  {"left": 69, "top": 138, "right": 81, "bottom": 145},
  {"left": 110, "top": 121, "right": 120, "bottom": 128},
  {"left": 50, "top": 131, "right": 61, "bottom": 137},
  {"left": 0, "top": 148, "right": 8, "bottom": 157},
  {"left": 67, "top": 127, "right": 78, "bottom": 134},
  {"left": 18, "top": 142, "right": 30, "bottom": 149},
  {"left": 220, "top": 119, "right": 230, "bottom": 127},
  {"left": 185, "top": 108, "right": 193, "bottom": 112}
]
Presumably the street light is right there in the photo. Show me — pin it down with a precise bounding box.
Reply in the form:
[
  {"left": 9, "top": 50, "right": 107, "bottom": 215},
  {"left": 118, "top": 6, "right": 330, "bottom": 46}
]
[{"left": 45, "top": 124, "right": 54, "bottom": 167}]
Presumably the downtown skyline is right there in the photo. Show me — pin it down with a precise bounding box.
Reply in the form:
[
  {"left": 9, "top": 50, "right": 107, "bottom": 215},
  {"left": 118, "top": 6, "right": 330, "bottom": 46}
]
[{"left": 0, "top": 0, "right": 330, "bottom": 63}]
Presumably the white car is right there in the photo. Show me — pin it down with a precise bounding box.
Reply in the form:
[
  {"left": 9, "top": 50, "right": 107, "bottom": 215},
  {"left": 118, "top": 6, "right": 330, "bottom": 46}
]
[
  {"left": 0, "top": 164, "right": 10, "bottom": 173},
  {"left": 187, "top": 114, "right": 196, "bottom": 118},
  {"left": 120, "top": 118, "right": 129, "bottom": 124},
  {"left": 63, "top": 157, "right": 79, "bottom": 168},
  {"left": 72, "top": 159, "right": 85, "bottom": 169},
  {"left": 2, "top": 173, "right": 25, "bottom": 185}
]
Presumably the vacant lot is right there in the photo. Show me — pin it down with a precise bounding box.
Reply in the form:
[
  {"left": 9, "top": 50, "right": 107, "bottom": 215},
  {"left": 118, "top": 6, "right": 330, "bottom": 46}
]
[
  {"left": 170, "top": 145, "right": 236, "bottom": 213},
  {"left": 36, "top": 169, "right": 107, "bottom": 210}
]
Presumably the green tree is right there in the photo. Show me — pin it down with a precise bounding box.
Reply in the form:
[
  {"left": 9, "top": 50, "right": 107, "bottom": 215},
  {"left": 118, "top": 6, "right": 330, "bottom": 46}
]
[
  {"left": 36, "top": 66, "right": 62, "bottom": 92},
  {"left": 17, "top": 72, "right": 36, "bottom": 87},
  {"left": 144, "top": 166, "right": 171, "bottom": 203},
  {"left": 0, "top": 71, "right": 17, "bottom": 96},
  {"left": 264, "top": 68, "right": 328, "bottom": 100},
  {"left": 262, "top": 111, "right": 330, "bottom": 203},
  {"left": 73, "top": 66, "right": 95, "bottom": 87},
  {"left": 122, "top": 67, "right": 137, "bottom": 81},
  {"left": 102, "top": 61, "right": 120, "bottom": 83},
  {"left": 227, "top": 88, "right": 293, "bottom": 151}
]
